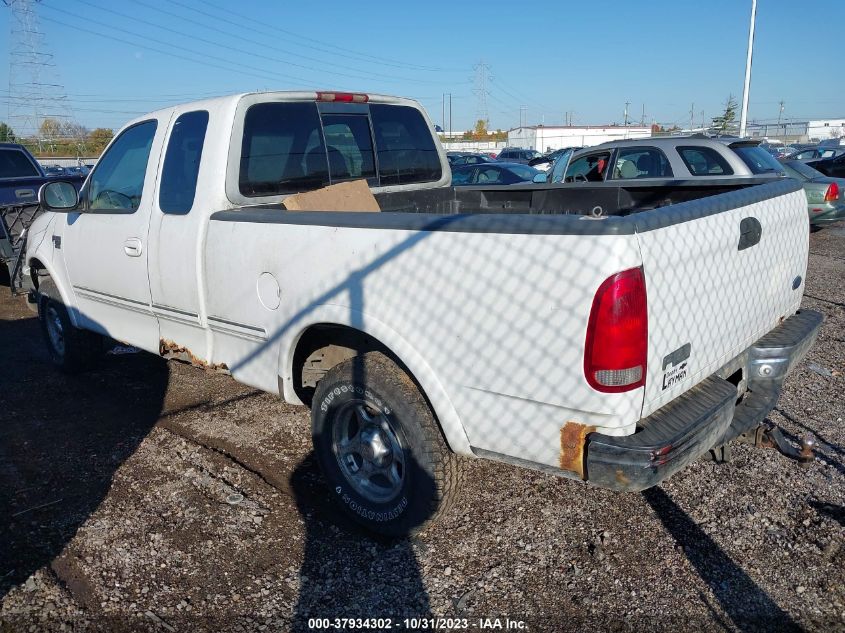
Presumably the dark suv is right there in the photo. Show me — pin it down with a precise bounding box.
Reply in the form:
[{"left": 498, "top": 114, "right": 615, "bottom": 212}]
[{"left": 496, "top": 148, "right": 540, "bottom": 164}]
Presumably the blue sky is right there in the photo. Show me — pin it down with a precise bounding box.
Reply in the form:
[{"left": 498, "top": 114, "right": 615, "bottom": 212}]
[{"left": 2, "top": 0, "right": 843, "bottom": 135}]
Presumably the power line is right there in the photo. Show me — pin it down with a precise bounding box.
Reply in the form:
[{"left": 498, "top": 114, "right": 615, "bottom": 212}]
[
  {"left": 64, "top": 0, "right": 455, "bottom": 86},
  {"left": 43, "top": 2, "right": 451, "bottom": 88},
  {"left": 172, "top": 0, "right": 460, "bottom": 74}
]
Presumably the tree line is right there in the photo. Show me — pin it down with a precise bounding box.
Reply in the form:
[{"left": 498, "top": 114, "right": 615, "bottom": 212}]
[{"left": 0, "top": 118, "right": 113, "bottom": 157}]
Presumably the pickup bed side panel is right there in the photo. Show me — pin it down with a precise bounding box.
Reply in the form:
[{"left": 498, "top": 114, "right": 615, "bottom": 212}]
[{"left": 203, "top": 215, "right": 643, "bottom": 470}]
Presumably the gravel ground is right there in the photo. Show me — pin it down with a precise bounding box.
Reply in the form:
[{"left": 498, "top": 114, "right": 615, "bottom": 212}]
[{"left": 1, "top": 227, "right": 843, "bottom": 633}]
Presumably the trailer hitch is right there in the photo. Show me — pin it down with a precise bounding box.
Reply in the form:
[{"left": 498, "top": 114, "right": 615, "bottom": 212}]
[{"left": 737, "top": 421, "right": 816, "bottom": 465}]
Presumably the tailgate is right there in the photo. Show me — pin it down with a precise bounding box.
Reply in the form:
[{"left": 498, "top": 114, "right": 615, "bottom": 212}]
[{"left": 636, "top": 179, "right": 809, "bottom": 417}]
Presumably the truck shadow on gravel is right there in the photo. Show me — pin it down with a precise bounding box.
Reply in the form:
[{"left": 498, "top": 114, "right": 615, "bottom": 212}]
[
  {"left": 0, "top": 313, "right": 169, "bottom": 600},
  {"left": 643, "top": 487, "right": 801, "bottom": 633},
  {"left": 288, "top": 454, "right": 433, "bottom": 632}
]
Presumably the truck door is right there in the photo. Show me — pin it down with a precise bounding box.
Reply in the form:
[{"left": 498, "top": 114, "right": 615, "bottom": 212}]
[
  {"left": 146, "top": 109, "right": 211, "bottom": 360},
  {"left": 62, "top": 115, "right": 170, "bottom": 354}
]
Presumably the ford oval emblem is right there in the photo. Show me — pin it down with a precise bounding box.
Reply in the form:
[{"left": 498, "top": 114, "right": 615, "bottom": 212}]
[{"left": 792, "top": 275, "right": 802, "bottom": 290}]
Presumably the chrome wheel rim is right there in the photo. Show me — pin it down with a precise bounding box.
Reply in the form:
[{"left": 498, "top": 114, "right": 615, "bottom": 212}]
[
  {"left": 45, "top": 305, "right": 65, "bottom": 357},
  {"left": 332, "top": 399, "right": 405, "bottom": 504}
]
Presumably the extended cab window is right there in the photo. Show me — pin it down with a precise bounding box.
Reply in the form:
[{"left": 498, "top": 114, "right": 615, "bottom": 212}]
[
  {"left": 611, "top": 147, "right": 673, "bottom": 179},
  {"left": 677, "top": 146, "right": 734, "bottom": 176},
  {"left": 159, "top": 110, "right": 209, "bottom": 214},
  {"left": 0, "top": 149, "right": 40, "bottom": 178},
  {"left": 370, "top": 104, "right": 442, "bottom": 185},
  {"left": 88, "top": 120, "right": 157, "bottom": 212}
]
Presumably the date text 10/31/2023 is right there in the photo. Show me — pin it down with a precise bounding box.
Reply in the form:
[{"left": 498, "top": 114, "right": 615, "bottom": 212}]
[{"left": 307, "top": 617, "right": 529, "bottom": 630}]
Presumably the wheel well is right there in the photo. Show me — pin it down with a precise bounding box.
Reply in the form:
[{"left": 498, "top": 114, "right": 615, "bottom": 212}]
[{"left": 291, "top": 324, "right": 407, "bottom": 407}]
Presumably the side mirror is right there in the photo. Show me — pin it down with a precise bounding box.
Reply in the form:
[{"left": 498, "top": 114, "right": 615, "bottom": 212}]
[
  {"left": 532, "top": 173, "right": 548, "bottom": 183},
  {"left": 39, "top": 181, "right": 79, "bottom": 212}
]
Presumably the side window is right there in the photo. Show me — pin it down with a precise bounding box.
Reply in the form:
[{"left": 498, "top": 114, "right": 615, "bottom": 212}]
[
  {"left": 88, "top": 120, "right": 157, "bottom": 212},
  {"left": 321, "top": 114, "right": 376, "bottom": 182},
  {"left": 476, "top": 167, "right": 503, "bottom": 184},
  {"left": 159, "top": 110, "right": 209, "bottom": 214},
  {"left": 239, "top": 102, "right": 328, "bottom": 196},
  {"left": 371, "top": 104, "right": 442, "bottom": 185},
  {"left": 0, "top": 149, "right": 40, "bottom": 178},
  {"left": 677, "top": 146, "right": 735, "bottom": 176},
  {"left": 451, "top": 168, "right": 472, "bottom": 185},
  {"left": 611, "top": 147, "right": 673, "bottom": 179},
  {"left": 564, "top": 151, "right": 611, "bottom": 182}
]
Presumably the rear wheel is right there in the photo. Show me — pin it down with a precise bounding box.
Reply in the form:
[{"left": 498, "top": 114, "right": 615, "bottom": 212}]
[
  {"left": 40, "top": 296, "right": 103, "bottom": 372},
  {"left": 311, "top": 352, "right": 463, "bottom": 537}
]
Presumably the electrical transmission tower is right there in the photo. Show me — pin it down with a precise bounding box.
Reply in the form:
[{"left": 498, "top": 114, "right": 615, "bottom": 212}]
[
  {"left": 472, "top": 61, "right": 491, "bottom": 128},
  {"left": 4, "top": 0, "right": 73, "bottom": 150}
]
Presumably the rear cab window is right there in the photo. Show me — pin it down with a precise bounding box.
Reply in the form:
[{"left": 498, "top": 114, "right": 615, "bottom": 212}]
[
  {"left": 237, "top": 100, "right": 442, "bottom": 198},
  {"left": 677, "top": 146, "right": 734, "bottom": 176},
  {"left": 611, "top": 147, "right": 673, "bottom": 179}
]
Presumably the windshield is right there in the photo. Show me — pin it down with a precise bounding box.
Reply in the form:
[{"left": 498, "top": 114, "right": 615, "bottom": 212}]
[
  {"left": 509, "top": 164, "right": 541, "bottom": 180},
  {"left": 781, "top": 160, "right": 822, "bottom": 180},
  {"left": 732, "top": 145, "right": 786, "bottom": 175}
]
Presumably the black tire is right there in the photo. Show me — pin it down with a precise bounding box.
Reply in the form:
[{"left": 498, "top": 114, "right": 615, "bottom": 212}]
[
  {"left": 39, "top": 296, "right": 103, "bottom": 373},
  {"left": 311, "top": 352, "right": 463, "bottom": 537}
]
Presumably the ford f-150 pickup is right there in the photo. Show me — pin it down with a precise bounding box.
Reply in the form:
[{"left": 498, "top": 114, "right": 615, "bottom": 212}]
[{"left": 24, "top": 91, "right": 822, "bottom": 536}]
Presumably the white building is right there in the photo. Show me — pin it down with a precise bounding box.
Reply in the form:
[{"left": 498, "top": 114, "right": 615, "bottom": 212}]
[
  {"left": 507, "top": 125, "right": 652, "bottom": 151},
  {"left": 807, "top": 119, "right": 845, "bottom": 142}
]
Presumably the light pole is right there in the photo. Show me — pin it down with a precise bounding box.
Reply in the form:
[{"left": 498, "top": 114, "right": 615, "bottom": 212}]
[{"left": 739, "top": 0, "right": 757, "bottom": 137}]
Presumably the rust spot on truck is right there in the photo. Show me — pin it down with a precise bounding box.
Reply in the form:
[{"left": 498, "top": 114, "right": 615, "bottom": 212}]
[
  {"left": 159, "top": 339, "right": 229, "bottom": 373},
  {"left": 560, "top": 421, "right": 595, "bottom": 480}
]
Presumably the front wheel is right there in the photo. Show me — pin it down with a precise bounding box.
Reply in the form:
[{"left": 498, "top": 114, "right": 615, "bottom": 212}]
[
  {"left": 311, "top": 352, "right": 463, "bottom": 537},
  {"left": 40, "top": 296, "right": 103, "bottom": 372}
]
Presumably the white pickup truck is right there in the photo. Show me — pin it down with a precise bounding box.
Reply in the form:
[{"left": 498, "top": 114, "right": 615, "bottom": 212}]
[{"left": 25, "top": 91, "right": 822, "bottom": 536}]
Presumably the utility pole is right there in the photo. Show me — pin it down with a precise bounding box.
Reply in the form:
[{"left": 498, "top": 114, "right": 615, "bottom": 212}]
[
  {"left": 690, "top": 103, "right": 695, "bottom": 131},
  {"left": 442, "top": 94, "right": 446, "bottom": 132},
  {"left": 641, "top": 104, "right": 646, "bottom": 126},
  {"left": 624, "top": 101, "right": 630, "bottom": 126},
  {"left": 739, "top": 0, "right": 758, "bottom": 137},
  {"left": 777, "top": 99, "right": 785, "bottom": 125},
  {"left": 448, "top": 93, "right": 452, "bottom": 138},
  {"left": 472, "top": 61, "right": 491, "bottom": 129}
]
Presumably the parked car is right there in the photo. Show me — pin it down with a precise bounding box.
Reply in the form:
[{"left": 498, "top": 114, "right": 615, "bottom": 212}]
[
  {"left": 806, "top": 152, "right": 845, "bottom": 179},
  {"left": 0, "top": 143, "right": 85, "bottom": 291},
  {"left": 451, "top": 162, "right": 541, "bottom": 185},
  {"left": 787, "top": 146, "right": 845, "bottom": 162},
  {"left": 25, "top": 90, "right": 820, "bottom": 538},
  {"left": 558, "top": 136, "right": 785, "bottom": 183},
  {"left": 780, "top": 159, "right": 845, "bottom": 227},
  {"left": 448, "top": 153, "right": 494, "bottom": 167},
  {"left": 528, "top": 147, "right": 582, "bottom": 171},
  {"left": 496, "top": 148, "right": 541, "bottom": 164}
]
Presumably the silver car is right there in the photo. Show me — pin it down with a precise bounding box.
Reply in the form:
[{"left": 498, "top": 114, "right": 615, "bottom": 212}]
[{"left": 545, "top": 136, "right": 785, "bottom": 184}]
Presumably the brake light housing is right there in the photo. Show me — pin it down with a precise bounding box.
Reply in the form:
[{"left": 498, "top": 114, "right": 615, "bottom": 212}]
[
  {"left": 824, "top": 182, "right": 839, "bottom": 202},
  {"left": 316, "top": 91, "right": 369, "bottom": 103},
  {"left": 584, "top": 267, "right": 648, "bottom": 393}
]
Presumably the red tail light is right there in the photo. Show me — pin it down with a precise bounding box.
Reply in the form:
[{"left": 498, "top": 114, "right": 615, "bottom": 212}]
[
  {"left": 316, "top": 92, "right": 369, "bottom": 103},
  {"left": 824, "top": 182, "right": 839, "bottom": 202},
  {"left": 584, "top": 267, "right": 648, "bottom": 393}
]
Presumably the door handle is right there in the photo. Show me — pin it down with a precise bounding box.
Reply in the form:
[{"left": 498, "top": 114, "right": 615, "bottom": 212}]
[
  {"left": 123, "top": 238, "right": 143, "bottom": 257},
  {"left": 738, "top": 217, "right": 762, "bottom": 251}
]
